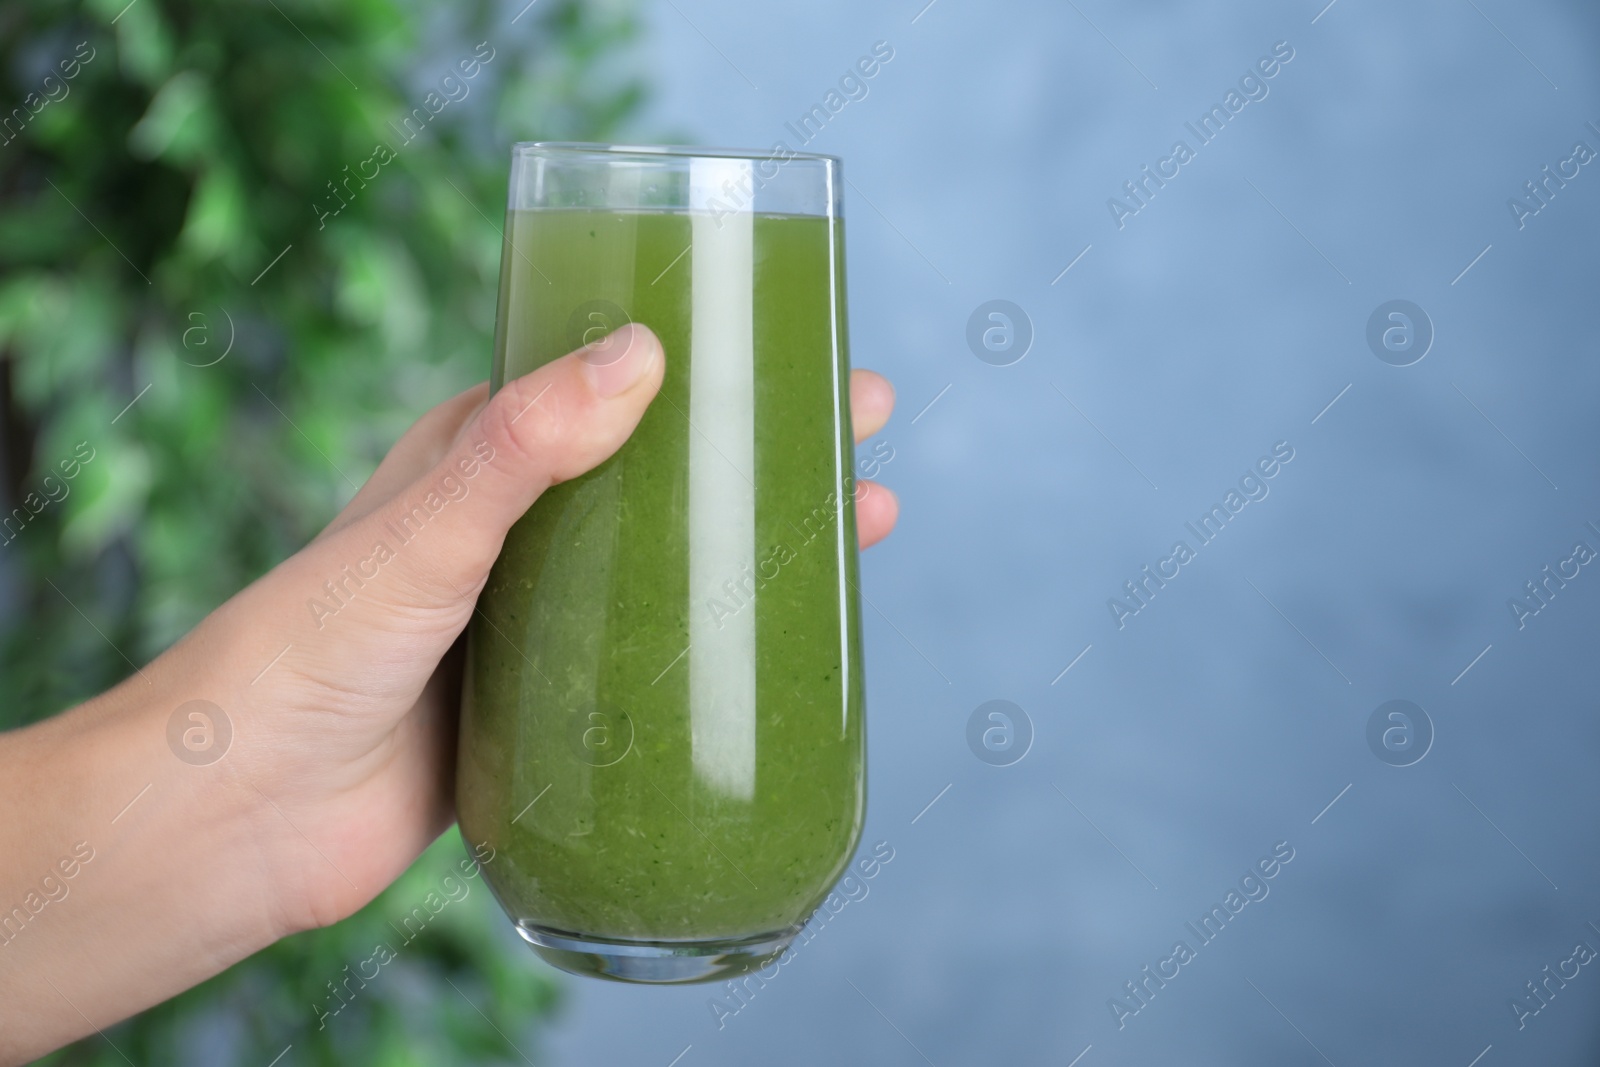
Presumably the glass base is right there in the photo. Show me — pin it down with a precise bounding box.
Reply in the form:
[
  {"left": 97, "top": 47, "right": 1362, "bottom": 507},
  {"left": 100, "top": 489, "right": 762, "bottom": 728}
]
[{"left": 514, "top": 921, "right": 798, "bottom": 984}]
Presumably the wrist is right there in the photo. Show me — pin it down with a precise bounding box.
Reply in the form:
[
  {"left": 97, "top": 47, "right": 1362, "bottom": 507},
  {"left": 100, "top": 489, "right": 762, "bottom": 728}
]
[
  {"left": 0, "top": 639, "right": 285, "bottom": 1062},
  {"left": 80, "top": 647, "right": 289, "bottom": 952},
  {"left": 144, "top": 607, "right": 318, "bottom": 943}
]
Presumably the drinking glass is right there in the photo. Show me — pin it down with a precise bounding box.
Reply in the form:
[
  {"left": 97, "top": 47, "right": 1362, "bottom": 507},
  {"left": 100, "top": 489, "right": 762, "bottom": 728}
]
[{"left": 457, "top": 142, "right": 866, "bottom": 983}]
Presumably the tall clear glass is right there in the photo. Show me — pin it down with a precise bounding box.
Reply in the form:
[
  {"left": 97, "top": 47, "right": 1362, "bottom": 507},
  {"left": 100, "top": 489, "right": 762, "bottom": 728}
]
[{"left": 457, "top": 143, "right": 866, "bottom": 983}]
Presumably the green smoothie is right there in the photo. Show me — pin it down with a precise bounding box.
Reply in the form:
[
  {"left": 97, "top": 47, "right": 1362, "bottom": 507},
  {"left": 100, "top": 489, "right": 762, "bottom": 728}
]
[{"left": 457, "top": 206, "right": 866, "bottom": 967}]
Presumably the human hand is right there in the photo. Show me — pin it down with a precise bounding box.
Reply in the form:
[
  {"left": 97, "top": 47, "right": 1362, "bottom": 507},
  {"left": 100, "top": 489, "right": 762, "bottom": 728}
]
[
  {"left": 0, "top": 325, "right": 897, "bottom": 1062},
  {"left": 219, "top": 326, "right": 899, "bottom": 932}
]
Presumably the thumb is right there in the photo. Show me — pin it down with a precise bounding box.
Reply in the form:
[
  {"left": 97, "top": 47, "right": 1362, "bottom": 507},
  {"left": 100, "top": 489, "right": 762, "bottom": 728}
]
[{"left": 337, "top": 323, "right": 664, "bottom": 612}]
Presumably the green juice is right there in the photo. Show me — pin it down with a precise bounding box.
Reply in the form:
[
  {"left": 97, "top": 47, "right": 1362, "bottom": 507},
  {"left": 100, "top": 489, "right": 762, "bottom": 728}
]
[{"left": 457, "top": 207, "right": 866, "bottom": 973}]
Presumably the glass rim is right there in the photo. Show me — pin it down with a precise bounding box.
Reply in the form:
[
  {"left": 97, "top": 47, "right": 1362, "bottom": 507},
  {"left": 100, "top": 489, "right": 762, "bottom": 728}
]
[{"left": 511, "top": 140, "right": 841, "bottom": 166}]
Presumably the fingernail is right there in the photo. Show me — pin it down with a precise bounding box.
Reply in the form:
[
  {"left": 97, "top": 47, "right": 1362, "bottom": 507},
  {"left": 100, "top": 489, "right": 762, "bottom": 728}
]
[{"left": 580, "top": 324, "right": 658, "bottom": 398}]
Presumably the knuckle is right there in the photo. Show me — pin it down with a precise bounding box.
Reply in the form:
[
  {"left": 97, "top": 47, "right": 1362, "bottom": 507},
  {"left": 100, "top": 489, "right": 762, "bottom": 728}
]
[{"left": 488, "top": 374, "right": 570, "bottom": 465}]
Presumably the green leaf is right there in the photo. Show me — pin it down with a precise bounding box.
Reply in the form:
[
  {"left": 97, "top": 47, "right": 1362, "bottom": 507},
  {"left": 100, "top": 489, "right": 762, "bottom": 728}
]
[
  {"left": 6, "top": 0, "right": 649, "bottom": 1058},
  {"left": 128, "top": 70, "right": 213, "bottom": 163},
  {"left": 107, "top": 0, "right": 177, "bottom": 88},
  {"left": 177, "top": 164, "right": 249, "bottom": 264}
]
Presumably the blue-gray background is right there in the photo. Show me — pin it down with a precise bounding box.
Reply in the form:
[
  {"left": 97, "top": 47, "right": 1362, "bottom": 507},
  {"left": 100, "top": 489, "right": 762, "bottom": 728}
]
[{"left": 535, "top": 0, "right": 1600, "bottom": 1064}]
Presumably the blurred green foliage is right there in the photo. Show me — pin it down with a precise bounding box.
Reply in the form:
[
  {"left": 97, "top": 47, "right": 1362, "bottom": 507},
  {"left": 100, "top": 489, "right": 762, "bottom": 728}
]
[{"left": 0, "top": 0, "right": 648, "bottom": 1061}]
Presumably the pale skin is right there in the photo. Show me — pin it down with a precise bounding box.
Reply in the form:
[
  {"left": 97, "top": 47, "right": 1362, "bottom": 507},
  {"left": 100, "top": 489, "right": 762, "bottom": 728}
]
[{"left": 0, "top": 325, "right": 898, "bottom": 1064}]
